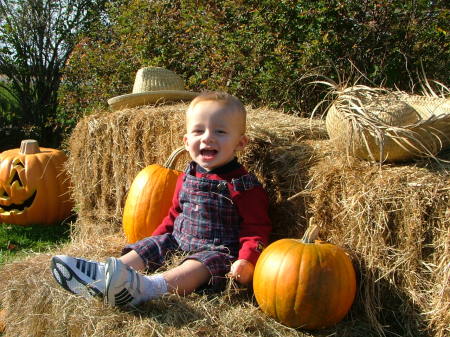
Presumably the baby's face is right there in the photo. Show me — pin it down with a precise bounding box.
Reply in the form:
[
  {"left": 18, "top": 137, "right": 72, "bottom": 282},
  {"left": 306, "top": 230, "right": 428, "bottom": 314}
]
[{"left": 183, "top": 100, "right": 248, "bottom": 171}]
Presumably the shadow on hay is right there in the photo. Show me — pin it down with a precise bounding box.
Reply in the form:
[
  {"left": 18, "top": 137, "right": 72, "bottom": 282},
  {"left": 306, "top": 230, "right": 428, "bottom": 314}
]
[
  {"left": 350, "top": 252, "right": 433, "bottom": 337},
  {"left": 384, "top": 147, "right": 450, "bottom": 175},
  {"left": 242, "top": 140, "right": 325, "bottom": 240},
  {"left": 125, "top": 296, "right": 205, "bottom": 329}
]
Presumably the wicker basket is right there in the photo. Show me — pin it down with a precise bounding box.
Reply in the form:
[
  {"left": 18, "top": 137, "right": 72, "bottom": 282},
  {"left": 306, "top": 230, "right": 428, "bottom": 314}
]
[{"left": 325, "top": 87, "right": 450, "bottom": 162}]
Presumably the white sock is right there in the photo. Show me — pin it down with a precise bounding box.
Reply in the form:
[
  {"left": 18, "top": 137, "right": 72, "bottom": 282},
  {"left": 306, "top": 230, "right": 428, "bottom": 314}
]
[{"left": 140, "top": 274, "right": 168, "bottom": 301}]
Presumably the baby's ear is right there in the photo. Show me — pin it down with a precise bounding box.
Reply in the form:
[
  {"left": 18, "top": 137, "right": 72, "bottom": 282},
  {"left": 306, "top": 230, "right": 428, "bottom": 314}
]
[
  {"left": 183, "top": 134, "right": 189, "bottom": 148},
  {"left": 236, "top": 135, "right": 249, "bottom": 151}
]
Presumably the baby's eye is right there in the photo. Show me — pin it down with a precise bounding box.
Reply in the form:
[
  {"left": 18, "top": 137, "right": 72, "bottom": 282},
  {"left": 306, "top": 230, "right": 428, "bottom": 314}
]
[
  {"left": 216, "top": 130, "right": 227, "bottom": 134},
  {"left": 192, "top": 129, "right": 204, "bottom": 134}
]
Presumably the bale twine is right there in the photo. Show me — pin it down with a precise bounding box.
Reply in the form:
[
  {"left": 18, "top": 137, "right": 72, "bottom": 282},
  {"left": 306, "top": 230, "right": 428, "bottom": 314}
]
[{"left": 325, "top": 86, "right": 450, "bottom": 162}]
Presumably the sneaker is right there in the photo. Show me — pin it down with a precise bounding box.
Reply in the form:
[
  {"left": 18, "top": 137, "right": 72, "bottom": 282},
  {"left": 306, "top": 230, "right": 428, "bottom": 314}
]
[
  {"left": 51, "top": 255, "right": 105, "bottom": 297},
  {"left": 104, "top": 257, "right": 146, "bottom": 307}
]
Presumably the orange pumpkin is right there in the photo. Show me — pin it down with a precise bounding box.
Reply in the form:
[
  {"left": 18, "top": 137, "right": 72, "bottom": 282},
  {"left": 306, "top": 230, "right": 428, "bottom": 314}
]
[
  {"left": 0, "top": 308, "right": 5, "bottom": 333},
  {"left": 0, "top": 140, "right": 73, "bottom": 225},
  {"left": 253, "top": 221, "right": 357, "bottom": 330},
  {"left": 122, "top": 146, "right": 186, "bottom": 243}
]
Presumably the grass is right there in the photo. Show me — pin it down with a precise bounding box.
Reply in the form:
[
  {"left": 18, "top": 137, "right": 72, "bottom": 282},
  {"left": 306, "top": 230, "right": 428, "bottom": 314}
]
[{"left": 0, "top": 222, "right": 71, "bottom": 266}]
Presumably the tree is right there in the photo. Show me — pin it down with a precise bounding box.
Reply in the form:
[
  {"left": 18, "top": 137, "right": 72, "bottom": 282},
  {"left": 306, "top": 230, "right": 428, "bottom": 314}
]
[
  {"left": 0, "top": 0, "right": 107, "bottom": 146},
  {"left": 59, "top": 0, "right": 449, "bottom": 122}
]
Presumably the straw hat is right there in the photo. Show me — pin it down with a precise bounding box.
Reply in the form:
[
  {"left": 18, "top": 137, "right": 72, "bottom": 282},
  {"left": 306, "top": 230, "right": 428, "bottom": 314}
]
[
  {"left": 325, "top": 86, "right": 450, "bottom": 162},
  {"left": 107, "top": 67, "right": 199, "bottom": 111}
]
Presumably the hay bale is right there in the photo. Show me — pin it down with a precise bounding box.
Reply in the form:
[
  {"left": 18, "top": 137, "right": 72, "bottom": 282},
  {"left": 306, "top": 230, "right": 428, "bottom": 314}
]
[
  {"left": 307, "top": 155, "right": 450, "bottom": 337},
  {"left": 66, "top": 103, "right": 328, "bottom": 239},
  {"left": 1, "top": 103, "right": 448, "bottom": 337},
  {"left": 0, "top": 228, "right": 373, "bottom": 337}
]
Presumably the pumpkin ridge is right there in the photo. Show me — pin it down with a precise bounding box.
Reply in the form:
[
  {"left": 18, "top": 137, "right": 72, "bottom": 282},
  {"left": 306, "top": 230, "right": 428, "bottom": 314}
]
[
  {"left": 292, "top": 241, "right": 307, "bottom": 327},
  {"left": 299, "top": 243, "right": 321, "bottom": 327},
  {"left": 277, "top": 240, "right": 302, "bottom": 325},
  {"left": 269, "top": 240, "right": 287, "bottom": 320},
  {"left": 311, "top": 243, "right": 340, "bottom": 328},
  {"left": 27, "top": 156, "right": 45, "bottom": 223},
  {"left": 330, "top": 247, "right": 348, "bottom": 325},
  {"left": 158, "top": 168, "right": 173, "bottom": 219},
  {"left": 334, "top": 249, "right": 356, "bottom": 324},
  {"left": 38, "top": 151, "right": 55, "bottom": 180},
  {"left": 42, "top": 155, "right": 59, "bottom": 223}
]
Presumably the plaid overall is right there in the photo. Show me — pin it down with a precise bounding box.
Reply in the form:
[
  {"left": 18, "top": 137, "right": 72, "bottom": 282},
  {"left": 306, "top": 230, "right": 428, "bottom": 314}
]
[{"left": 123, "top": 162, "right": 262, "bottom": 289}]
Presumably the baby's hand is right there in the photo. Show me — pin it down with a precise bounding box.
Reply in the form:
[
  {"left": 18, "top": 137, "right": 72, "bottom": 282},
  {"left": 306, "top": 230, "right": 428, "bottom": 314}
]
[{"left": 228, "top": 259, "right": 255, "bottom": 285}]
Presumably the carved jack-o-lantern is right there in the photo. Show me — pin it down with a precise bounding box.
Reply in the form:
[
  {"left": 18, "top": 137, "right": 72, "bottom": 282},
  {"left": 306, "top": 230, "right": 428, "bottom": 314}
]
[{"left": 0, "top": 140, "right": 73, "bottom": 225}]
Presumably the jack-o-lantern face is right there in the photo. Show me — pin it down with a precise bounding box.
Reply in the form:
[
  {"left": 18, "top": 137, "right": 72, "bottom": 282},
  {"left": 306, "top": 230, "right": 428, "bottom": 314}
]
[{"left": 0, "top": 140, "right": 73, "bottom": 225}]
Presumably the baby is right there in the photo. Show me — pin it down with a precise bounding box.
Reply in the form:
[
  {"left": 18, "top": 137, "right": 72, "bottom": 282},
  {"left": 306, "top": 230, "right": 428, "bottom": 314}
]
[{"left": 51, "top": 91, "right": 272, "bottom": 307}]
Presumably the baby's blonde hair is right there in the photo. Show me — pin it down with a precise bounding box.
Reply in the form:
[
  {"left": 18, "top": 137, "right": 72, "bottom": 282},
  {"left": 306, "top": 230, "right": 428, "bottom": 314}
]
[{"left": 187, "top": 91, "right": 247, "bottom": 132}]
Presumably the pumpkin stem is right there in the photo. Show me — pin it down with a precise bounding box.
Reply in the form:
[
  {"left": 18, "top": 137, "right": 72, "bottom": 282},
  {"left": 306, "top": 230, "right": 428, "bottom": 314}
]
[
  {"left": 164, "top": 146, "right": 186, "bottom": 169},
  {"left": 19, "top": 139, "right": 40, "bottom": 154},
  {"left": 302, "top": 217, "right": 320, "bottom": 243}
]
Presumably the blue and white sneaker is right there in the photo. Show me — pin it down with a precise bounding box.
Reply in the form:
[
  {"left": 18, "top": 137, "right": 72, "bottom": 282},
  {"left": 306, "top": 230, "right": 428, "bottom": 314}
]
[
  {"left": 51, "top": 255, "right": 105, "bottom": 297},
  {"left": 104, "top": 257, "right": 146, "bottom": 307}
]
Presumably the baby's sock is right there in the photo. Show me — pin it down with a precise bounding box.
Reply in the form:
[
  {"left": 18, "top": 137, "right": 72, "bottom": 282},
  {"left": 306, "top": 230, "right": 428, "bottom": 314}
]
[{"left": 139, "top": 274, "right": 168, "bottom": 301}]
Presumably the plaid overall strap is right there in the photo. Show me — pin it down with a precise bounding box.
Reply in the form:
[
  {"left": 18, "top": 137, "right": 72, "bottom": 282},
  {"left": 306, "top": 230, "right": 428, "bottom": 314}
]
[{"left": 230, "top": 173, "right": 261, "bottom": 192}]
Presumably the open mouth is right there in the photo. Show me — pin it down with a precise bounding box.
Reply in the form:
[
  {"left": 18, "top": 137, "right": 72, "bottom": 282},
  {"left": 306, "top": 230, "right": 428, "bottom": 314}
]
[
  {"left": 200, "top": 149, "right": 218, "bottom": 159},
  {"left": 0, "top": 161, "right": 37, "bottom": 214},
  {"left": 0, "top": 190, "right": 37, "bottom": 214}
]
